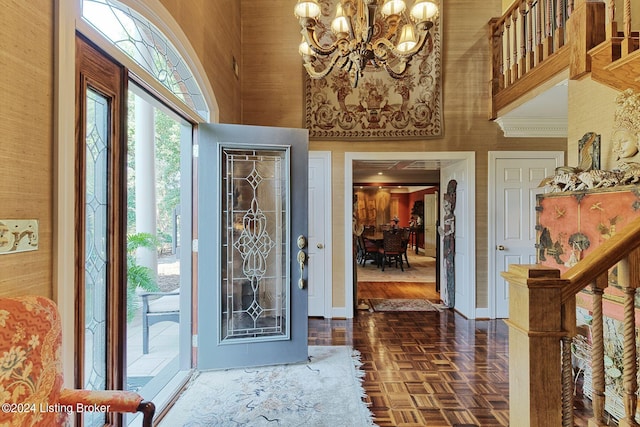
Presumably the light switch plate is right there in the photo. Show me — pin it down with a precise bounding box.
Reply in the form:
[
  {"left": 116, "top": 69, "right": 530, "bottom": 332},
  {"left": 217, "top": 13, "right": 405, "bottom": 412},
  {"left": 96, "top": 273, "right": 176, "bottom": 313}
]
[{"left": 0, "top": 219, "right": 39, "bottom": 255}]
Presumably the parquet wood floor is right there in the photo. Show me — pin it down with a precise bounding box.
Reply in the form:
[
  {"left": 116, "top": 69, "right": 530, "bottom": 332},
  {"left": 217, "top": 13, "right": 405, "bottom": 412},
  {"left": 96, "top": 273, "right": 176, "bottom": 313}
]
[{"left": 308, "top": 279, "right": 597, "bottom": 426}]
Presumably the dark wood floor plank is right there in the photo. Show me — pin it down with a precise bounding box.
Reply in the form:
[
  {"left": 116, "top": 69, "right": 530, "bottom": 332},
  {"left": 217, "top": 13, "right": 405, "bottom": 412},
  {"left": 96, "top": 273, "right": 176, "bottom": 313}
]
[{"left": 308, "top": 276, "right": 596, "bottom": 426}]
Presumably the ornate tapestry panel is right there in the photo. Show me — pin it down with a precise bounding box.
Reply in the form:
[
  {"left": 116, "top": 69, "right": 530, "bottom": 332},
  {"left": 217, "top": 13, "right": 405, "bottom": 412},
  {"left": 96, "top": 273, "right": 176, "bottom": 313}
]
[{"left": 303, "top": 0, "right": 443, "bottom": 140}]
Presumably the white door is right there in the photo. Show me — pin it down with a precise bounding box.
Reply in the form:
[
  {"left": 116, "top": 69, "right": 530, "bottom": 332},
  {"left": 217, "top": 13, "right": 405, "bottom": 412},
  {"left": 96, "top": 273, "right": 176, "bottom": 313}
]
[
  {"left": 423, "top": 193, "right": 437, "bottom": 257},
  {"left": 308, "top": 152, "right": 332, "bottom": 317},
  {"left": 489, "top": 151, "right": 563, "bottom": 319},
  {"left": 196, "top": 123, "right": 309, "bottom": 370}
]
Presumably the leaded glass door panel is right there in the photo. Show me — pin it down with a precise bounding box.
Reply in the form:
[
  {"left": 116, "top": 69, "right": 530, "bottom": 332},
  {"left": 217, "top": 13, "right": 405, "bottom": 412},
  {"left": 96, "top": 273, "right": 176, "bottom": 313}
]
[{"left": 197, "top": 124, "right": 309, "bottom": 370}]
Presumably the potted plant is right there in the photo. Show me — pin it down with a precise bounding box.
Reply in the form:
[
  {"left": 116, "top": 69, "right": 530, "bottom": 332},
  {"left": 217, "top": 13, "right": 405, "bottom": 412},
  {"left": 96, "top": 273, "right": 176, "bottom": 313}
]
[{"left": 126, "top": 232, "right": 160, "bottom": 321}]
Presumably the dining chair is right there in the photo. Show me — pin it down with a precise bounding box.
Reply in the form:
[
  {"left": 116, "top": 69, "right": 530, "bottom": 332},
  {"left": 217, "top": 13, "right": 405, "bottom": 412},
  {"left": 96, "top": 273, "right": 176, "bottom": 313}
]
[
  {"left": 358, "top": 235, "right": 380, "bottom": 267},
  {"left": 401, "top": 228, "right": 411, "bottom": 268},
  {"left": 378, "top": 231, "right": 405, "bottom": 271}
]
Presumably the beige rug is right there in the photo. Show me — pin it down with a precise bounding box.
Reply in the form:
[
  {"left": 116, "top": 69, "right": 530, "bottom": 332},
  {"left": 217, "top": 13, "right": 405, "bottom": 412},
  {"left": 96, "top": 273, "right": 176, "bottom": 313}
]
[
  {"left": 357, "top": 253, "right": 436, "bottom": 283},
  {"left": 158, "top": 346, "right": 376, "bottom": 427},
  {"left": 369, "top": 298, "right": 444, "bottom": 312}
]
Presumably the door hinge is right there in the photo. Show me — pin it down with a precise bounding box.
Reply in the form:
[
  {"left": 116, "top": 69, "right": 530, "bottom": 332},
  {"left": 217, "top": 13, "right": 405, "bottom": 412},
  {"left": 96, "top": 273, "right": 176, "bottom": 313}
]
[
  {"left": 192, "top": 239, "right": 198, "bottom": 252},
  {"left": 193, "top": 144, "right": 199, "bottom": 158},
  {"left": 192, "top": 334, "right": 198, "bottom": 348}
]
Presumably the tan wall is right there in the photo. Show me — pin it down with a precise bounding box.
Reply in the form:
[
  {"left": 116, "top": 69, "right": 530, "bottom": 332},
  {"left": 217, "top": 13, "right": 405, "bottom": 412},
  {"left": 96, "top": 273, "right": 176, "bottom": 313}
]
[
  {"left": 159, "top": 0, "right": 242, "bottom": 124},
  {"left": 567, "top": 77, "right": 619, "bottom": 169},
  {"left": 0, "top": 0, "right": 54, "bottom": 298},
  {"left": 239, "top": 0, "right": 564, "bottom": 309},
  {"left": 0, "top": 0, "right": 625, "bottom": 312}
]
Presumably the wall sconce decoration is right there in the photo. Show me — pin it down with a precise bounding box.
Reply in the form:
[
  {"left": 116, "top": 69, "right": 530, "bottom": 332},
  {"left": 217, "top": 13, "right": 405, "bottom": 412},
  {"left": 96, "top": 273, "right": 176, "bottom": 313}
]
[{"left": 0, "top": 220, "right": 39, "bottom": 255}]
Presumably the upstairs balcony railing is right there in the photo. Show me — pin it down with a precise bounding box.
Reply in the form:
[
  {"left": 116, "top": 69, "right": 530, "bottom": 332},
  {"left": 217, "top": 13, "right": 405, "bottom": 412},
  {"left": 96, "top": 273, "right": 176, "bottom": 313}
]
[
  {"left": 489, "top": 0, "right": 640, "bottom": 119},
  {"left": 502, "top": 214, "right": 640, "bottom": 426}
]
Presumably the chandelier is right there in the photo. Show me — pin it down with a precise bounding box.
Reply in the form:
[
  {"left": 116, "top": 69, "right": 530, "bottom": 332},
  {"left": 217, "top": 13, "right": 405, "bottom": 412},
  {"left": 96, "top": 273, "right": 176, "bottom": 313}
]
[{"left": 294, "top": 0, "right": 439, "bottom": 87}]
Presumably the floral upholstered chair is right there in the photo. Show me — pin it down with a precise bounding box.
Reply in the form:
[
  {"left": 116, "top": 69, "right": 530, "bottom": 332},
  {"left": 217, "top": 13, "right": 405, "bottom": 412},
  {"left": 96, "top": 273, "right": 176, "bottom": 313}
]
[{"left": 0, "top": 295, "right": 155, "bottom": 427}]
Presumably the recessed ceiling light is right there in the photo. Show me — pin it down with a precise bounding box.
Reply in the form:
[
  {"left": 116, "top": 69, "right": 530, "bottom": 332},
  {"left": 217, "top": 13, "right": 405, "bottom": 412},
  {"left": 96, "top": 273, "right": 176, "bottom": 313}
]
[{"left": 377, "top": 172, "right": 383, "bottom": 175}]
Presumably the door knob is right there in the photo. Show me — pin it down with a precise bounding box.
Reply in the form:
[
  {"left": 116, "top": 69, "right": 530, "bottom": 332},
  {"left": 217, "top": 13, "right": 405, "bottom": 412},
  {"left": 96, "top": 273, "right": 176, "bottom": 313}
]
[
  {"left": 497, "top": 245, "right": 506, "bottom": 251},
  {"left": 317, "top": 243, "right": 324, "bottom": 249}
]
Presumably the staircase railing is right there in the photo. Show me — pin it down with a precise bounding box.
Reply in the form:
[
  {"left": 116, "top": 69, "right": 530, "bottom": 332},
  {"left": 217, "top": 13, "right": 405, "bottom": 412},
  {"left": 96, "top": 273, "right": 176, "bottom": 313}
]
[
  {"left": 489, "top": 0, "right": 640, "bottom": 118},
  {"left": 502, "top": 214, "right": 640, "bottom": 426}
]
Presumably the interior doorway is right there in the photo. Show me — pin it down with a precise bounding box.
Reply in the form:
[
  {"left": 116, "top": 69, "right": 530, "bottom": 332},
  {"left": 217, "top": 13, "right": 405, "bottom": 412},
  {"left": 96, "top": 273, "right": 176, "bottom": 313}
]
[
  {"left": 344, "top": 152, "right": 476, "bottom": 319},
  {"left": 353, "top": 182, "right": 440, "bottom": 309}
]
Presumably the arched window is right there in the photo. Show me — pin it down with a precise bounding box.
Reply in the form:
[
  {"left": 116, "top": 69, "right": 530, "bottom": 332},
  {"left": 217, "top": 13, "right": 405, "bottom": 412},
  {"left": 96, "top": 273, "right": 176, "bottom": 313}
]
[{"left": 81, "top": 0, "right": 209, "bottom": 119}]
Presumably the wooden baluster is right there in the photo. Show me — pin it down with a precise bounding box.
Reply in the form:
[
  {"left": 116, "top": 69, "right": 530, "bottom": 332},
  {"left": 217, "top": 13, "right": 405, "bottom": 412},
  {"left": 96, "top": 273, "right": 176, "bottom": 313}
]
[
  {"left": 618, "top": 251, "right": 640, "bottom": 427},
  {"left": 621, "top": 0, "right": 635, "bottom": 56},
  {"left": 562, "top": 335, "right": 574, "bottom": 426},
  {"left": 589, "top": 273, "right": 609, "bottom": 426},
  {"left": 505, "top": 17, "right": 512, "bottom": 86},
  {"left": 606, "top": 0, "right": 617, "bottom": 39},
  {"left": 535, "top": 0, "right": 543, "bottom": 62},
  {"left": 489, "top": 18, "right": 503, "bottom": 100},
  {"left": 544, "top": 0, "right": 554, "bottom": 57},
  {"left": 525, "top": 1, "right": 534, "bottom": 70},
  {"left": 499, "top": 21, "right": 505, "bottom": 91},
  {"left": 562, "top": 298, "right": 576, "bottom": 427},
  {"left": 554, "top": 0, "right": 565, "bottom": 50},
  {"left": 511, "top": 10, "right": 519, "bottom": 84}
]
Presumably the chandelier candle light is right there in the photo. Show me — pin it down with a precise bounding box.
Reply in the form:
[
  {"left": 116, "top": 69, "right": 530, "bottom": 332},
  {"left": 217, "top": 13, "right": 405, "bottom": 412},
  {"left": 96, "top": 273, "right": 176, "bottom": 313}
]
[{"left": 294, "top": 0, "right": 439, "bottom": 87}]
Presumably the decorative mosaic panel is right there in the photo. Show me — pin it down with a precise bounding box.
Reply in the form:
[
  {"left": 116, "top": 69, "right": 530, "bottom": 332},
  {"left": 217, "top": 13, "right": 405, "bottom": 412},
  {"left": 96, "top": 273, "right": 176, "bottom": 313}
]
[{"left": 220, "top": 147, "right": 289, "bottom": 342}]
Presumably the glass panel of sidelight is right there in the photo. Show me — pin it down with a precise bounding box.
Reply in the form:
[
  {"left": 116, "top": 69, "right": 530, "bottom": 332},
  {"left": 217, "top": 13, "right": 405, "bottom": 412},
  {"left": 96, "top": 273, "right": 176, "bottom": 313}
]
[
  {"left": 84, "top": 88, "right": 109, "bottom": 427},
  {"left": 221, "top": 148, "right": 290, "bottom": 343}
]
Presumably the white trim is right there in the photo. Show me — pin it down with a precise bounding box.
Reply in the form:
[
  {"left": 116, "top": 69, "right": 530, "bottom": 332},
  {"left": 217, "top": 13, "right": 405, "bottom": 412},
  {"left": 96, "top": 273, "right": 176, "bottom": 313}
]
[
  {"left": 309, "top": 151, "right": 334, "bottom": 318},
  {"left": 440, "top": 154, "right": 476, "bottom": 319},
  {"left": 344, "top": 151, "right": 476, "bottom": 319},
  {"left": 475, "top": 307, "right": 490, "bottom": 319},
  {"left": 487, "top": 151, "right": 564, "bottom": 319},
  {"left": 495, "top": 117, "right": 568, "bottom": 138},
  {"left": 55, "top": 0, "right": 79, "bottom": 389},
  {"left": 331, "top": 307, "right": 348, "bottom": 319}
]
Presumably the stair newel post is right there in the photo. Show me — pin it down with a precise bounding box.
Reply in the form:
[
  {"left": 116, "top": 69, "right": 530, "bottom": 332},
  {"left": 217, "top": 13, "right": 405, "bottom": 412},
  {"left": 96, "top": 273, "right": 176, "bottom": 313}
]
[
  {"left": 588, "top": 273, "right": 609, "bottom": 427},
  {"left": 618, "top": 250, "right": 640, "bottom": 427},
  {"left": 502, "top": 264, "right": 568, "bottom": 427}
]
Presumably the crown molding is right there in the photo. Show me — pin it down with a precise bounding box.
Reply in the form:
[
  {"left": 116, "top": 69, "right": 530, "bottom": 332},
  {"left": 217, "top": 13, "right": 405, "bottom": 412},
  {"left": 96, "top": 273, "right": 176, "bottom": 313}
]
[{"left": 495, "top": 117, "right": 568, "bottom": 138}]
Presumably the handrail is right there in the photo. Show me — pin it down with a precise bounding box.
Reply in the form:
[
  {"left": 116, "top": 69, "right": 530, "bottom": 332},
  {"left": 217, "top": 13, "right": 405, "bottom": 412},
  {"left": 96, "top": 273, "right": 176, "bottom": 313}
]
[{"left": 560, "top": 214, "right": 640, "bottom": 302}]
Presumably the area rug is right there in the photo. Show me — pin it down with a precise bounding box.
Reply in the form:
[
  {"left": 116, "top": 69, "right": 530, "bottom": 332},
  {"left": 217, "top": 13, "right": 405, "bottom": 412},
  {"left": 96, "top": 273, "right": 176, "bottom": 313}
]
[
  {"left": 357, "top": 253, "right": 436, "bottom": 283},
  {"left": 369, "top": 298, "right": 444, "bottom": 312},
  {"left": 158, "top": 346, "right": 376, "bottom": 427}
]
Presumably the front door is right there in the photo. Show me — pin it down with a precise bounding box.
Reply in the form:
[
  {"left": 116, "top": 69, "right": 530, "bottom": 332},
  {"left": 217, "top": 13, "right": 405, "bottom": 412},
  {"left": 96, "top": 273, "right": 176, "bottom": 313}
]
[{"left": 196, "top": 124, "right": 309, "bottom": 370}]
